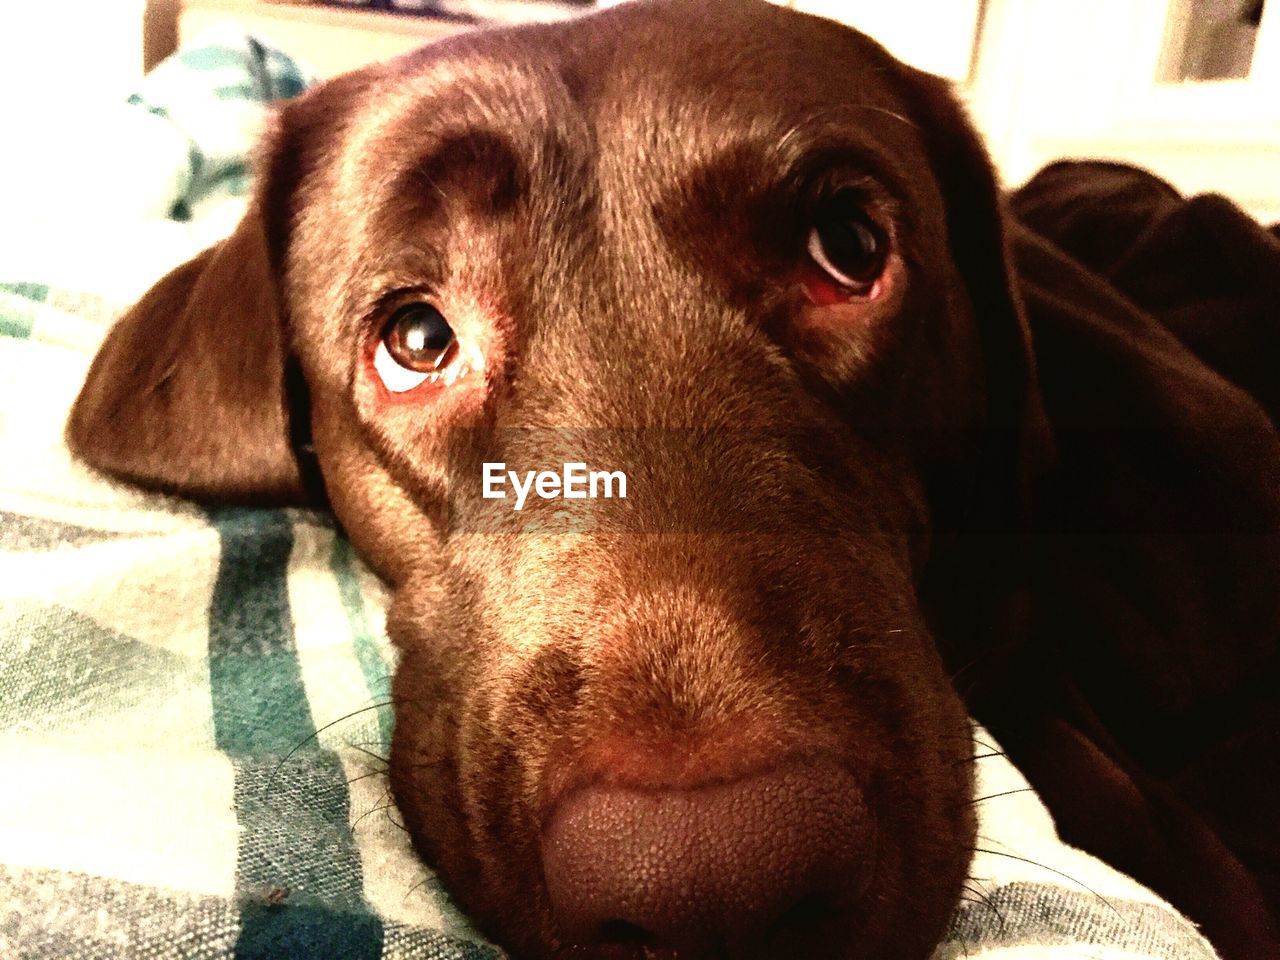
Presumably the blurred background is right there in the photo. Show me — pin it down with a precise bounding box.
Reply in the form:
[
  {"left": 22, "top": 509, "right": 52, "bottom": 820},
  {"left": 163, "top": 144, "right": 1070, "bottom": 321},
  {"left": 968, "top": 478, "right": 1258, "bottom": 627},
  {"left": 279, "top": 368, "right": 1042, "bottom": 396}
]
[{"left": 0, "top": 0, "right": 1276, "bottom": 219}]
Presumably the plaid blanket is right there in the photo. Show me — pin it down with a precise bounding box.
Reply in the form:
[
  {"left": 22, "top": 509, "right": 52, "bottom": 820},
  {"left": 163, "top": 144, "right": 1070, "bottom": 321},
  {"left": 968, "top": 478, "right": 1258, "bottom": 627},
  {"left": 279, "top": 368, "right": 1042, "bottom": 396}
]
[{"left": 0, "top": 35, "right": 1219, "bottom": 960}]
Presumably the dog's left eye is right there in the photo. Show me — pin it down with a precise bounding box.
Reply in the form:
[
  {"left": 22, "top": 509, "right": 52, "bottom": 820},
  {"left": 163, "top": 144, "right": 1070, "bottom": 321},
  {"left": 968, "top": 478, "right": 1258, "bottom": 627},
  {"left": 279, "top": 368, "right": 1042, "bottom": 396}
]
[
  {"left": 374, "top": 302, "right": 459, "bottom": 393},
  {"left": 806, "top": 209, "right": 887, "bottom": 295}
]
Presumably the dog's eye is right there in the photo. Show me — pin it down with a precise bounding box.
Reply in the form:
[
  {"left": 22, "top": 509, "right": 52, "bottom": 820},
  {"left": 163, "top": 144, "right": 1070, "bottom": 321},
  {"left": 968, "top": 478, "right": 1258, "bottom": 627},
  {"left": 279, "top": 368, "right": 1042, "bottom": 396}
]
[
  {"left": 374, "top": 302, "right": 459, "bottom": 393},
  {"left": 806, "top": 209, "right": 887, "bottom": 295}
]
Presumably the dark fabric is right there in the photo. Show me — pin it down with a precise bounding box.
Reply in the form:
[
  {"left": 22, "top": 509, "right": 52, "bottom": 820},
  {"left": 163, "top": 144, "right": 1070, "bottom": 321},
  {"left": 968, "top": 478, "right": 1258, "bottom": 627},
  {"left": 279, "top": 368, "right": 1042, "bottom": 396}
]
[{"left": 969, "top": 160, "right": 1280, "bottom": 960}]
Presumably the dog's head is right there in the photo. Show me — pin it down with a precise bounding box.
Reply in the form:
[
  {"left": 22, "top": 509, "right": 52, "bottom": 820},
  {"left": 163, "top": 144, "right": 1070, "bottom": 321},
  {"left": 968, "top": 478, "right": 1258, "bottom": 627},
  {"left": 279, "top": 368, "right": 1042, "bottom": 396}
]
[{"left": 69, "top": 1, "right": 1044, "bottom": 956}]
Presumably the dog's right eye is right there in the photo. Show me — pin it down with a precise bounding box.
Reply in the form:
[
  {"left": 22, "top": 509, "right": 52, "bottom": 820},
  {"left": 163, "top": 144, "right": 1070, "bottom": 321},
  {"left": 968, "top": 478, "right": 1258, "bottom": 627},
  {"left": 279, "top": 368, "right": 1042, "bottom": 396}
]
[
  {"left": 804, "top": 207, "right": 888, "bottom": 301},
  {"left": 374, "top": 302, "right": 459, "bottom": 393}
]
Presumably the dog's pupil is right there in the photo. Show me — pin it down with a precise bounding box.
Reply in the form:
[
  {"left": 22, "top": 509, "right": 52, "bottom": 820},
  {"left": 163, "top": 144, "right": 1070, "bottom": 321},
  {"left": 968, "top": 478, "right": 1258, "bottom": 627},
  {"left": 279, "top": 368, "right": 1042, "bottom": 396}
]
[
  {"left": 388, "top": 304, "right": 455, "bottom": 370},
  {"left": 817, "top": 217, "right": 883, "bottom": 281}
]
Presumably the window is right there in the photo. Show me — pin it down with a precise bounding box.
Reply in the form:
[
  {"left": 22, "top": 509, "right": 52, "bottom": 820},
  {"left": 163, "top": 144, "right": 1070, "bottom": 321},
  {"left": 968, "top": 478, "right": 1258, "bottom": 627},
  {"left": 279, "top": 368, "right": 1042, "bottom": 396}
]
[{"left": 1160, "top": 0, "right": 1266, "bottom": 80}]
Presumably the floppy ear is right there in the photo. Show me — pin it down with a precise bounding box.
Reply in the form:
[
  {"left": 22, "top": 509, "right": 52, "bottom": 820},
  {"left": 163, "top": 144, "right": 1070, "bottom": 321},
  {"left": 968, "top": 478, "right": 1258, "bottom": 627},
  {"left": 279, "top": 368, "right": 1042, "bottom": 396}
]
[
  {"left": 889, "top": 68, "right": 1054, "bottom": 661},
  {"left": 67, "top": 117, "right": 312, "bottom": 505},
  {"left": 900, "top": 68, "right": 1052, "bottom": 531}
]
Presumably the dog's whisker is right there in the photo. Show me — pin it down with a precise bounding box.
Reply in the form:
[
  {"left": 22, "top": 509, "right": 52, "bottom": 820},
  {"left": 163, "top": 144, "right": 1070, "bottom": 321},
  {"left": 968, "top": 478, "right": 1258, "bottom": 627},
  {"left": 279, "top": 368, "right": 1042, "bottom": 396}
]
[
  {"left": 957, "top": 750, "right": 1008, "bottom": 764},
  {"left": 972, "top": 846, "right": 1124, "bottom": 921},
  {"left": 962, "top": 787, "right": 1035, "bottom": 807},
  {"left": 264, "top": 700, "right": 394, "bottom": 796},
  {"left": 414, "top": 169, "right": 452, "bottom": 204},
  {"left": 402, "top": 873, "right": 439, "bottom": 904},
  {"left": 345, "top": 768, "right": 385, "bottom": 788},
  {"left": 345, "top": 745, "right": 390, "bottom": 768},
  {"left": 937, "top": 733, "right": 1004, "bottom": 756},
  {"left": 342, "top": 739, "right": 390, "bottom": 757},
  {"left": 961, "top": 882, "right": 1008, "bottom": 934},
  {"left": 946, "top": 653, "right": 986, "bottom": 683},
  {"left": 351, "top": 800, "right": 397, "bottom": 831}
]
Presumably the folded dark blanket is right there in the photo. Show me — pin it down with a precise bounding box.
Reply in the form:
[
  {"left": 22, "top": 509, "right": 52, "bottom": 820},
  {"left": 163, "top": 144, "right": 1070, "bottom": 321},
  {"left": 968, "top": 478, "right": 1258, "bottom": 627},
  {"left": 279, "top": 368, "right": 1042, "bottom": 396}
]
[{"left": 968, "top": 161, "right": 1280, "bottom": 960}]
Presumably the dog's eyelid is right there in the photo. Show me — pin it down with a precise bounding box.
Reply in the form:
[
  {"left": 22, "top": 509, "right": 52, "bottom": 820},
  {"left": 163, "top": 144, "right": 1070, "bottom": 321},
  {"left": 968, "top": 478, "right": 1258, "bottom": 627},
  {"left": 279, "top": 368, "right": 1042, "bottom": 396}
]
[
  {"left": 784, "top": 139, "right": 903, "bottom": 193},
  {"left": 820, "top": 196, "right": 899, "bottom": 248},
  {"left": 782, "top": 149, "right": 913, "bottom": 239},
  {"left": 347, "top": 245, "right": 449, "bottom": 320},
  {"left": 358, "top": 286, "right": 443, "bottom": 334},
  {"left": 373, "top": 340, "right": 433, "bottom": 393}
]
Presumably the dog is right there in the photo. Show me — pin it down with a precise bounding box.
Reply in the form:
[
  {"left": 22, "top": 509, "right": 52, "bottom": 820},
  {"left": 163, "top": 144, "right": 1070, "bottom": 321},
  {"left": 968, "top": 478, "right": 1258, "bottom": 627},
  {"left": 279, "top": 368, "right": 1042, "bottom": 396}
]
[{"left": 65, "top": 1, "right": 1280, "bottom": 957}]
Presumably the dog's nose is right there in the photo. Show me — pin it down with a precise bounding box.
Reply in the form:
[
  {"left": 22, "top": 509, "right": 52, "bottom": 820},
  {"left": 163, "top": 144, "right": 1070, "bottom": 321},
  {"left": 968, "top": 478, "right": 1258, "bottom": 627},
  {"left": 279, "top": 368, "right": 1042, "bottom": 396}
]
[{"left": 541, "top": 758, "right": 872, "bottom": 956}]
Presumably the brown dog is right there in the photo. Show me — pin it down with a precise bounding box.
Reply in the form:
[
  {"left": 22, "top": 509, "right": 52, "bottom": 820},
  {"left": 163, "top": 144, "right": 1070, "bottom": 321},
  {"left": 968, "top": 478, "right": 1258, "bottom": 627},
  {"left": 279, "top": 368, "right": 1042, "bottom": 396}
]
[{"left": 64, "top": 1, "right": 1280, "bottom": 958}]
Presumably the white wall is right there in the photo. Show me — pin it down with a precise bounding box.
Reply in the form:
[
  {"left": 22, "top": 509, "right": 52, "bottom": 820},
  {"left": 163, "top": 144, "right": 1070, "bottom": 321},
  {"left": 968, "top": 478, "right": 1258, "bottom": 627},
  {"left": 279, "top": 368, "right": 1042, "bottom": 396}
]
[
  {"left": 785, "top": 0, "right": 983, "bottom": 80},
  {"left": 1, "top": 0, "right": 1276, "bottom": 221},
  {"left": 780, "top": 0, "right": 1280, "bottom": 221},
  {"left": 0, "top": 1, "right": 148, "bottom": 111},
  {"left": 969, "top": 0, "right": 1280, "bottom": 221}
]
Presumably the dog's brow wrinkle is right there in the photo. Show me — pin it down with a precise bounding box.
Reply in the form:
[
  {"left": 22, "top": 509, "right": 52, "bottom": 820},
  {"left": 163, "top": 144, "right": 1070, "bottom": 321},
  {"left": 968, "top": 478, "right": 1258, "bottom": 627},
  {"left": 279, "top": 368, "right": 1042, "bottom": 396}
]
[
  {"left": 402, "top": 128, "right": 528, "bottom": 216},
  {"left": 415, "top": 169, "right": 450, "bottom": 205},
  {"left": 775, "top": 103, "right": 920, "bottom": 161}
]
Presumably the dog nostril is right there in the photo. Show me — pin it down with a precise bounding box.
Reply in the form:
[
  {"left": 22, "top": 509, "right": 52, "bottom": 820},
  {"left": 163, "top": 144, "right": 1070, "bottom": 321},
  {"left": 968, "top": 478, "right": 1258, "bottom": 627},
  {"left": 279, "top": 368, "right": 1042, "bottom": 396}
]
[
  {"left": 775, "top": 892, "right": 839, "bottom": 930},
  {"left": 594, "top": 904, "right": 838, "bottom": 957},
  {"left": 769, "top": 890, "right": 846, "bottom": 949},
  {"left": 596, "top": 918, "right": 656, "bottom": 945},
  {"left": 593, "top": 920, "right": 687, "bottom": 960}
]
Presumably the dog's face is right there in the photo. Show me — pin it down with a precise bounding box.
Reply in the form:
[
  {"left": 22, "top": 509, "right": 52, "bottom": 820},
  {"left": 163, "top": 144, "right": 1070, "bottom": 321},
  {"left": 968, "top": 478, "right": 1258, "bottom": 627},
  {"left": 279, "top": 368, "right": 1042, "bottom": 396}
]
[{"left": 70, "top": 1, "right": 1041, "bottom": 956}]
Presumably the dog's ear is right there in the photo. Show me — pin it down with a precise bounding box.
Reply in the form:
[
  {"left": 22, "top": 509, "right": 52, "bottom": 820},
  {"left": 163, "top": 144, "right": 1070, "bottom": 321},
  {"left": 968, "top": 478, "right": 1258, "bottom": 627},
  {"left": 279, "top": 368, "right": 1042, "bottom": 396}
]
[
  {"left": 67, "top": 113, "right": 311, "bottom": 505},
  {"left": 890, "top": 67, "right": 1054, "bottom": 665},
  {"left": 897, "top": 67, "right": 1052, "bottom": 526}
]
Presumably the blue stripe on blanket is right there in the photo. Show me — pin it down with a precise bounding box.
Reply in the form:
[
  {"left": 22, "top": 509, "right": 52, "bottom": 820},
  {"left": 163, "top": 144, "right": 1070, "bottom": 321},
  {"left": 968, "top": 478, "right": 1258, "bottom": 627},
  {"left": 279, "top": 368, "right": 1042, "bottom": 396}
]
[
  {"left": 0, "top": 283, "right": 48, "bottom": 340},
  {"left": 209, "top": 509, "right": 312, "bottom": 751},
  {"left": 179, "top": 47, "right": 268, "bottom": 72},
  {"left": 0, "top": 282, "right": 49, "bottom": 302},
  {"left": 207, "top": 507, "right": 383, "bottom": 960},
  {"left": 331, "top": 534, "right": 395, "bottom": 751}
]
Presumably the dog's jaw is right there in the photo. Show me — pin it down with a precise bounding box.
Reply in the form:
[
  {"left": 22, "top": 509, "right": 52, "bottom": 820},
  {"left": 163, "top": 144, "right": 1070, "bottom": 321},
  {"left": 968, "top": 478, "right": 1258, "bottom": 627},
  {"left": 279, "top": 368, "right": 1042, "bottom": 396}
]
[{"left": 386, "top": 516, "right": 978, "bottom": 958}]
